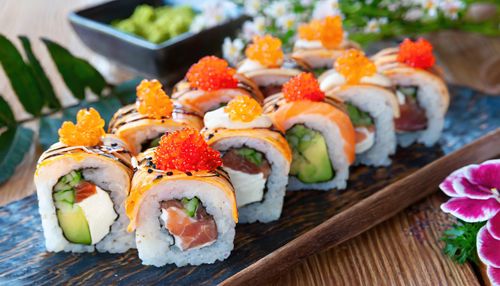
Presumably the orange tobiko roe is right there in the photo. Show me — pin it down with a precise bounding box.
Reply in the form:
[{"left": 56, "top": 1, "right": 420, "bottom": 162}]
[
  {"left": 224, "top": 95, "right": 263, "bottom": 122},
  {"left": 245, "top": 35, "right": 284, "bottom": 68},
  {"left": 136, "top": 79, "right": 173, "bottom": 119},
  {"left": 335, "top": 49, "right": 376, "bottom": 84},
  {"left": 282, "top": 73, "right": 325, "bottom": 102},
  {"left": 155, "top": 128, "right": 222, "bottom": 172},
  {"left": 186, "top": 56, "right": 238, "bottom": 91},
  {"left": 397, "top": 38, "right": 435, "bottom": 69},
  {"left": 58, "top": 108, "right": 105, "bottom": 146},
  {"left": 298, "top": 16, "right": 343, "bottom": 49}
]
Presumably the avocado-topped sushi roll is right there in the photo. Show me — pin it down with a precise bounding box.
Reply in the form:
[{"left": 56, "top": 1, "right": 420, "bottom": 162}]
[
  {"left": 203, "top": 95, "right": 292, "bottom": 223},
  {"left": 34, "top": 108, "right": 134, "bottom": 253},
  {"left": 318, "top": 49, "right": 400, "bottom": 166},
  {"left": 264, "top": 73, "right": 355, "bottom": 191},
  {"left": 372, "top": 38, "right": 450, "bottom": 147},
  {"left": 291, "top": 16, "right": 360, "bottom": 70},
  {"left": 109, "top": 79, "right": 203, "bottom": 155},
  {"left": 237, "top": 35, "right": 312, "bottom": 98},
  {"left": 125, "top": 128, "right": 238, "bottom": 267},
  {"left": 171, "top": 56, "right": 263, "bottom": 115}
]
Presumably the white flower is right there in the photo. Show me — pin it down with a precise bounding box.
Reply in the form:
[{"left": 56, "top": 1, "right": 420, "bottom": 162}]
[
  {"left": 244, "top": 0, "right": 263, "bottom": 16},
  {"left": 421, "top": 0, "right": 439, "bottom": 18},
  {"left": 438, "top": 0, "right": 465, "bottom": 19},
  {"left": 312, "top": 0, "right": 342, "bottom": 19},
  {"left": 242, "top": 16, "right": 267, "bottom": 41},
  {"left": 404, "top": 8, "right": 425, "bottom": 21},
  {"left": 222, "top": 37, "right": 244, "bottom": 66},
  {"left": 189, "top": 0, "right": 238, "bottom": 32},
  {"left": 264, "top": 1, "right": 290, "bottom": 18},
  {"left": 387, "top": 3, "right": 400, "bottom": 12},
  {"left": 300, "top": 0, "right": 314, "bottom": 6},
  {"left": 363, "top": 18, "right": 387, "bottom": 33},
  {"left": 276, "top": 14, "right": 297, "bottom": 31}
]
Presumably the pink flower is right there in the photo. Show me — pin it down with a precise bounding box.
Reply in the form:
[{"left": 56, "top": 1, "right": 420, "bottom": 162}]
[
  {"left": 440, "top": 160, "right": 500, "bottom": 222},
  {"left": 440, "top": 159, "right": 500, "bottom": 286},
  {"left": 477, "top": 225, "right": 500, "bottom": 286}
]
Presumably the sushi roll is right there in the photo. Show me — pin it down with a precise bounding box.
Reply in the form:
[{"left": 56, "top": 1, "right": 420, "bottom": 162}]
[
  {"left": 264, "top": 73, "right": 355, "bottom": 191},
  {"left": 203, "top": 95, "right": 292, "bottom": 223},
  {"left": 171, "top": 56, "right": 263, "bottom": 115},
  {"left": 318, "top": 49, "right": 400, "bottom": 166},
  {"left": 237, "top": 35, "right": 312, "bottom": 98},
  {"left": 109, "top": 79, "right": 203, "bottom": 155},
  {"left": 125, "top": 128, "right": 238, "bottom": 267},
  {"left": 372, "top": 38, "right": 450, "bottom": 147},
  {"left": 291, "top": 16, "right": 360, "bottom": 70},
  {"left": 34, "top": 108, "right": 134, "bottom": 253}
]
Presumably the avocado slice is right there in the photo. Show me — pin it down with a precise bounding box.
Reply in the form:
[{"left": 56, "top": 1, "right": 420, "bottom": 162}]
[
  {"left": 53, "top": 170, "right": 91, "bottom": 245},
  {"left": 181, "top": 197, "right": 199, "bottom": 217},
  {"left": 56, "top": 206, "right": 91, "bottom": 245},
  {"left": 286, "top": 125, "right": 334, "bottom": 183},
  {"left": 345, "top": 102, "right": 373, "bottom": 127},
  {"left": 236, "top": 148, "right": 263, "bottom": 166}
]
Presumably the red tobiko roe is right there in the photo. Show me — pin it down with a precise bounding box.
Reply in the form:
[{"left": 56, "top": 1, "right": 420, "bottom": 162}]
[
  {"left": 282, "top": 72, "right": 325, "bottom": 102},
  {"left": 397, "top": 38, "right": 435, "bottom": 69},
  {"left": 186, "top": 56, "right": 239, "bottom": 91},
  {"left": 154, "top": 128, "right": 222, "bottom": 173}
]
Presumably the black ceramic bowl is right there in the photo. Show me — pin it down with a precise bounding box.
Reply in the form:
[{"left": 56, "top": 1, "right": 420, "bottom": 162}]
[{"left": 69, "top": 0, "right": 248, "bottom": 84}]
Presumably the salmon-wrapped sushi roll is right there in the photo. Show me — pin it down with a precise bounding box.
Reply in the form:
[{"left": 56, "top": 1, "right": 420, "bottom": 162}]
[
  {"left": 371, "top": 38, "right": 450, "bottom": 147},
  {"left": 126, "top": 128, "right": 238, "bottom": 267},
  {"left": 202, "top": 95, "right": 292, "bottom": 223},
  {"left": 264, "top": 73, "right": 355, "bottom": 191},
  {"left": 34, "top": 108, "right": 134, "bottom": 253},
  {"left": 237, "top": 35, "right": 312, "bottom": 98},
  {"left": 171, "top": 56, "right": 263, "bottom": 115},
  {"left": 291, "top": 16, "right": 360, "bottom": 70},
  {"left": 109, "top": 79, "right": 203, "bottom": 155},
  {"left": 318, "top": 50, "right": 400, "bottom": 166}
]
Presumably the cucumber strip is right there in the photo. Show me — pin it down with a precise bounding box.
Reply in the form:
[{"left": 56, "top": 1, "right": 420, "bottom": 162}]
[
  {"left": 54, "top": 190, "right": 75, "bottom": 203},
  {"left": 181, "top": 197, "right": 199, "bottom": 217}
]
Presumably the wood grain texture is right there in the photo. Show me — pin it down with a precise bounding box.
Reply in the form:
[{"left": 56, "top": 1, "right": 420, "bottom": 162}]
[{"left": 269, "top": 194, "right": 481, "bottom": 286}]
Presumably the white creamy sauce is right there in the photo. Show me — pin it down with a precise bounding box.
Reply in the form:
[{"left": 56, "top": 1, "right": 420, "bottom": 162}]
[
  {"left": 77, "top": 186, "right": 117, "bottom": 245},
  {"left": 396, "top": 90, "right": 406, "bottom": 105},
  {"left": 294, "top": 39, "right": 323, "bottom": 49},
  {"left": 204, "top": 107, "right": 272, "bottom": 130},
  {"left": 319, "top": 71, "right": 392, "bottom": 91},
  {"left": 237, "top": 59, "right": 266, "bottom": 74},
  {"left": 355, "top": 127, "right": 375, "bottom": 154},
  {"left": 223, "top": 167, "right": 266, "bottom": 207}
]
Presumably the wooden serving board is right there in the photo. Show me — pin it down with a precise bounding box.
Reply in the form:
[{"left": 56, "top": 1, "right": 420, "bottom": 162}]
[{"left": 1, "top": 86, "right": 499, "bottom": 285}]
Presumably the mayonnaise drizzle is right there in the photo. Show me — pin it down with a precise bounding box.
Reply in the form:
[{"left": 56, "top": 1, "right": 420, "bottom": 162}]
[
  {"left": 204, "top": 107, "right": 272, "bottom": 130},
  {"left": 294, "top": 39, "right": 323, "bottom": 49},
  {"left": 237, "top": 59, "right": 265, "bottom": 74},
  {"left": 319, "top": 70, "right": 392, "bottom": 91}
]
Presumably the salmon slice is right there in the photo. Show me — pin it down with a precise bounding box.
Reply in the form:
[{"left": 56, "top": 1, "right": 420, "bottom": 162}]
[
  {"left": 163, "top": 205, "right": 217, "bottom": 251},
  {"left": 354, "top": 125, "right": 375, "bottom": 144},
  {"left": 271, "top": 101, "right": 356, "bottom": 164},
  {"left": 395, "top": 101, "right": 428, "bottom": 132},
  {"left": 355, "top": 129, "right": 367, "bottom": 143},
  {"left": 75, "top": 181, "right": 97, "bottom": 203}
]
